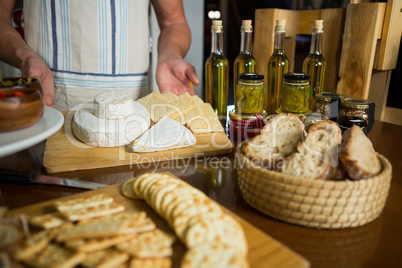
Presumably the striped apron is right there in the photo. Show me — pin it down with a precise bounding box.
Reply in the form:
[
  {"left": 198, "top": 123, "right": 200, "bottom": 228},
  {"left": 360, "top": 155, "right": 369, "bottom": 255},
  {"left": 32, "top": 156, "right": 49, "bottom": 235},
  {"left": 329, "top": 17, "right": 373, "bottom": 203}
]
[{"left": 23, "top": 0, "right": 151, "bottom": 111}]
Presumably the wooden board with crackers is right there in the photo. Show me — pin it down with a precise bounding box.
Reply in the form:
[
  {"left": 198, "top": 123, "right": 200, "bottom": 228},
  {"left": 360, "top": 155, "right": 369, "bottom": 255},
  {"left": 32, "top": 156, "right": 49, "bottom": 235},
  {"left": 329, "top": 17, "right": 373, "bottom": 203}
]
[{"left": 3, "top": 172, "right": 309, "bottom": 268}]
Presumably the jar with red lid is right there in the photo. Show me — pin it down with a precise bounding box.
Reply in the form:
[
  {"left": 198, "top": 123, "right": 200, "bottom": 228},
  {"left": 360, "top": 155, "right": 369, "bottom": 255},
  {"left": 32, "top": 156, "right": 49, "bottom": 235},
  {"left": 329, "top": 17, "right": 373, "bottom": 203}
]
[{"left": 228, "top": 111, "right": 266, "bottom": 141}]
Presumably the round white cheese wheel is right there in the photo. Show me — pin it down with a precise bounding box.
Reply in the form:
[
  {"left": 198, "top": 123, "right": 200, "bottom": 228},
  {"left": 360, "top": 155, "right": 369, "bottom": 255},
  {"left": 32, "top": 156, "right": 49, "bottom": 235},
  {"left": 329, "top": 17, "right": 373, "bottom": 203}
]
[
  {"left": 93, "top": 92, "right": 135, "bottom": 119},
  {"left": 73, "top": 101, "right": 150, "bottom": 147}
]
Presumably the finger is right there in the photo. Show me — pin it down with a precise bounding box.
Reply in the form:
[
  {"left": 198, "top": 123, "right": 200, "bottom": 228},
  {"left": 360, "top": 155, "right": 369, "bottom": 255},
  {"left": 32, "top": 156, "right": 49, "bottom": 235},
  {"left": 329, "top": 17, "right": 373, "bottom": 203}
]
[{"left": 185, "top": 66, "right": 199, "bottom": 86}]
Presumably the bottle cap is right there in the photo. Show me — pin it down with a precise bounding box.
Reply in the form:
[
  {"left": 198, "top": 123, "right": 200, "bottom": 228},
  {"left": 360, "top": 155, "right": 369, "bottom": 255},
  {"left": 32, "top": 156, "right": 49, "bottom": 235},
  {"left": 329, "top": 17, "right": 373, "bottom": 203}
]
[
  {"left": 212, "top": 20, "right": 223, "bottom": 33},
  {"left": 313, "top": 20, "right": 324, "bottom": 33},
  {"left": 284, "top": 72, "right": 310, "bottom": 81},
  {"left": 238, "top": 73, "right": 264, "bottom": 81},
  {"left": 241, "top": 20, "right": 253, "bottom": 33},
  {"left": 275, "top": 20, "right": 286, "bottom": 33}
]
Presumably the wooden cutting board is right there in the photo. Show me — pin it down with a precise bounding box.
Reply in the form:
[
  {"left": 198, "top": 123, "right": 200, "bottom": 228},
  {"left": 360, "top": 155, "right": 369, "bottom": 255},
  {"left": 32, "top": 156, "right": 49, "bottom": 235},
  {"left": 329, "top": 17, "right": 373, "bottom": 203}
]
[
  {"left": 43, "top": 112, "right": 233, "bottom": 173},
  {"left": 9, "top": 184, "right": 310, "bottom": 268}
]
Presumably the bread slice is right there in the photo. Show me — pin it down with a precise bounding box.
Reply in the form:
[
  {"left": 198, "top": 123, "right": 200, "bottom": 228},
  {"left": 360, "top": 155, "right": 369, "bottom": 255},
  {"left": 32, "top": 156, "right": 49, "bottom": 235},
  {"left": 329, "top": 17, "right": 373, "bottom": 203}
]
[
  {"left": 280, "top": 120, "right": 342, "bottom": 180},
  {"left": 339, "top": 125, "right": 381, "bottom": 180},
  {"left": 243, "top": 113, "right": 304, "bottom": 169}
]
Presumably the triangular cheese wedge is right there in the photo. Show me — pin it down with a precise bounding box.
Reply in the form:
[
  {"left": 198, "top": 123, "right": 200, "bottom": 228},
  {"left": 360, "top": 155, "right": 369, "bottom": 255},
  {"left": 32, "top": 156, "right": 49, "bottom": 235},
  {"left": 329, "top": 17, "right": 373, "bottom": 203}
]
[{"left": 128, "top": 116, "right": 196, "bottom": 152}]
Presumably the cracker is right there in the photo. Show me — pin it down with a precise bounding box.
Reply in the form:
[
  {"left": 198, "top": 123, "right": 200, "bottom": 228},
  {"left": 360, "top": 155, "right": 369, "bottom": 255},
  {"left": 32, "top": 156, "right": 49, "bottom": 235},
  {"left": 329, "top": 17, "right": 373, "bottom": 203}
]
[
  {"left": 30, "top": 212, "right": 67, "bottom": 229},
  {"left": 0, "top": 223, "right": 22, "bottom": 249},
  {"left": 188, "top": 103, "right": 223, "bottom": 134},
  {"left": 55, "top": 216, "right": 129, "bottom": 241},
  {"left": 181, "top": 243, "right": 249, "bottom": 268},
  {"left": 184, "top": 214, "right": 247, "bottom": 254},
  {"left": 60, "top": 202, "right": 125, "bottom": 221},
  {"left": 81, "top": 248, "right": 130, "bottom": 268},
  {"left": 64, "top": 233, "right": 137, "bottom": 252},
  {"left": 129, "top": 257, "right": 171, "bottom": 268},
  {"left": 13, "top": 229, "right": 50, "bottom": 261},
  {"left": 54, "top": 194, "right": 113, "bottom": 212},
  {"left": 117, "top": 229, "right": 176, "bottom": 258},
  {"left": 137, "top": 91, "right": 177, "bottom": 123},
  {"left": 121, "top": 177, "right": 140, "bottom": 199},
  {"left": 24, "top": 243, "right": 86, "bottom": 268},
  {"left": 122, "top": 217, "right": 156, "bottom": 234}
]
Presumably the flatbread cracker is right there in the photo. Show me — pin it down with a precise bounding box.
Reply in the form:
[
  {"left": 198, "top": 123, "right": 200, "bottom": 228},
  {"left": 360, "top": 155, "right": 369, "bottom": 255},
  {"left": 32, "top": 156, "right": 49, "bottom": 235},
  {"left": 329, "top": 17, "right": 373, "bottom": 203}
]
[
  {"left": 60, "top": 202, "right": 125, "bottom": 221},
  {"left": 30, "top": 212, "right": 66, "bottom": 229},
  {"left": 54, "top": 194, "right": 113, "bottom": 212},
  {"left": 81, "top": 248, "right": 129, "bottom": 268},
  {"left": 64, "top": 233, "right": 137, "bottom": 252},
  {"left": 55, "top": 216, "right": 129, "bottom": 241},
  {"left": 23, "top": 243, "right": 86, "bottom": 268}
]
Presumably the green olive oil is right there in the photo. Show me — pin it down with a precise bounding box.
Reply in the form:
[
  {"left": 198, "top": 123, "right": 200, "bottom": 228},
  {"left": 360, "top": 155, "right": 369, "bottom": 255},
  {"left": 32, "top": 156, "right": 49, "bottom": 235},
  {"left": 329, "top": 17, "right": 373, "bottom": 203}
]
[
  {"left": 234, "top": 20, "right": 257, "bottom": 89},
  {"left": 302, "top": 20, "right": 326, "bottom": 109},
  {"left": 266, "top": 20, "right": 289, "bottom": 115},
  {"left": 205, "top": 20, "right": 229, "bottom": 125}
]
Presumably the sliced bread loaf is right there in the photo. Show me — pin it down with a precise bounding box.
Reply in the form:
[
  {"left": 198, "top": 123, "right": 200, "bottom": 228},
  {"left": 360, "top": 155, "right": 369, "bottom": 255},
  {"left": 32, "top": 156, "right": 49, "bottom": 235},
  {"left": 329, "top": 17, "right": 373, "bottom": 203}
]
[
  {"left": 243, "top": 113, "right": 304, "bottom": 169},
  {"left": 280, "top": 120, "right": 342, "bottom": 180},
  {"left": 339, "top": 125, "right": 381, "bottom": 180}
]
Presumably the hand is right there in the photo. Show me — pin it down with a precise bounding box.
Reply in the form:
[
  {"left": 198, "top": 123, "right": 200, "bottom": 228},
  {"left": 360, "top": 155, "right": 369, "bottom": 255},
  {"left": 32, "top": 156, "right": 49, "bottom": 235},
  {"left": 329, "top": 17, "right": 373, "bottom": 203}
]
[
  {"left": 156, "top": 57, "right": 199, "bottom": 96},
  {"left": 21, "top": 55, "right": 55, "bottom": 107}
]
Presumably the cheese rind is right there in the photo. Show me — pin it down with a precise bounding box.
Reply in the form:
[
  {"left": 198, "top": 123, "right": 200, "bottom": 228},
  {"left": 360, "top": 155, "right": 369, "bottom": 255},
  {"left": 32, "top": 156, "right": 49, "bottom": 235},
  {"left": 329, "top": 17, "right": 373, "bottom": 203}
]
[
  {"left": 73, "top": 101, "right": 150, "bottom": 147},
  {"left": 128, "top": 116, "right": 196, "bottom": 152},
  {"left": 93, "top": 92, "right": 135, "bottom": 119}
]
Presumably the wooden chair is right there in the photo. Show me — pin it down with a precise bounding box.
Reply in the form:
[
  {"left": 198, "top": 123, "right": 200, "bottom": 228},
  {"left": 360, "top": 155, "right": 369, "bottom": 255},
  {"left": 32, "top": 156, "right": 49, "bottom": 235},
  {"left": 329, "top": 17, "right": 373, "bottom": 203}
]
[{"left": 253, "top": 0, "right": 402, "bottom": 124}]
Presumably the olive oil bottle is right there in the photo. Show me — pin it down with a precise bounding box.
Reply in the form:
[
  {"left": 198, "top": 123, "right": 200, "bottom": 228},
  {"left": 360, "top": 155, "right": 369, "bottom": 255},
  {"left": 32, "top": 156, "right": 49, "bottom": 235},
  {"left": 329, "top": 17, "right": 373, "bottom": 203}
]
[
  {"left": 233, "top": 20, "right": 257, "bottom": 89},
  {"left": 266, "top": 20, "right": 289, "bottom": 114},
  {"left": 205, "top": 20, "right": 229, "bottom": 125},
  {"left": 302, "top": 20, "right": 326, "bottom": 109}
]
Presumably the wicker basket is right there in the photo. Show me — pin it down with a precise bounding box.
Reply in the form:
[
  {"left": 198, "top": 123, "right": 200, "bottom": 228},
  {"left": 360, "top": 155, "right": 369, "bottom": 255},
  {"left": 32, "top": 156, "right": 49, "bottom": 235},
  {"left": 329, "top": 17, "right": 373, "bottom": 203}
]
[{"left": 236, "top": 141, "right": 392, "bottom": 229}]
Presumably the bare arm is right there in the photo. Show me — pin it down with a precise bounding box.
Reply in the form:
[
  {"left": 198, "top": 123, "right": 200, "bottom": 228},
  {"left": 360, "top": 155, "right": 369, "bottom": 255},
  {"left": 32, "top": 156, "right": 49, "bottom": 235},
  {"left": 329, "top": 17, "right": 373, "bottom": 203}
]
[
  {"left": 0, "top": 0, "right": 54, "bottom": 107},
  {"left": 151, "top": 0, "right": 199, "bottom": 95}
]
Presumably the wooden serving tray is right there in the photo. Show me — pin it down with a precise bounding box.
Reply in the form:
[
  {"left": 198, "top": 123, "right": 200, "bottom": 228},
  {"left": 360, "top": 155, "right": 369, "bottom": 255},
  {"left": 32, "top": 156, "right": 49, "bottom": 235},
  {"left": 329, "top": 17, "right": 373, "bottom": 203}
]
[
  {"left": 43, "top": 112, "right": 233, "bottom": 173},
  {"left": 9, "top": 184, "right": 310, "bottom": 268}
]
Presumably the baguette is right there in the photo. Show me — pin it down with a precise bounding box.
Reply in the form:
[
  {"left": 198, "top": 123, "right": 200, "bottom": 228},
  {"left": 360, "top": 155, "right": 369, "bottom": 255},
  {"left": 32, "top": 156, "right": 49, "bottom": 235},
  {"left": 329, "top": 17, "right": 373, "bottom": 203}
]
[
  {"left": 280, "top": 120, "right": 342, "bottom": 180},
  {"left": 339, "top": 125, "right": 381, "bottom": 180},
  {"left": 243, "top": 113, "right": 304, "bottom": 169}
]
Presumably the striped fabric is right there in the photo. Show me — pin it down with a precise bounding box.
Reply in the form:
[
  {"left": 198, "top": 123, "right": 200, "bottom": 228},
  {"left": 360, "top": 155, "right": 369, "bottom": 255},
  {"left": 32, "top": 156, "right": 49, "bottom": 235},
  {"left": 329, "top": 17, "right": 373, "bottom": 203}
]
[{"left": 24, "top": 0, "right": 150, "bottom": 111}]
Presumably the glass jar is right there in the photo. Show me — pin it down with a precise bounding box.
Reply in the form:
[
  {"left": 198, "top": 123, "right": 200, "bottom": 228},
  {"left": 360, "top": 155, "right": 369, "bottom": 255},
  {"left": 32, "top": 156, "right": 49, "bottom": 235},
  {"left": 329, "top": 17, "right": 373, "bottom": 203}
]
[
  {"left": 280, "top": 73, "right": 310, "bottom": 114},
  {"left": 312, "top": 92, "right": 343, "bottom": 120},
  {"left": 337, "top": 98, "right": 373, "bottom": 134},
  {"left": 228, "top": 110, "right": 266, "bottom": 141},
  {"left": 235, "top": 73, "right": 265, "bottom": 114}
]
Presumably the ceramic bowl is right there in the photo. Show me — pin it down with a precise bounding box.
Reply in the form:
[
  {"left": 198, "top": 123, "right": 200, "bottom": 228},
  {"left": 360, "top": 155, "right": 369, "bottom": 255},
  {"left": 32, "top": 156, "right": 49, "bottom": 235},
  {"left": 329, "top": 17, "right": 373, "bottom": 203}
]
[{"left": 0, "top": 77, "right": 44, "bottom": 132}]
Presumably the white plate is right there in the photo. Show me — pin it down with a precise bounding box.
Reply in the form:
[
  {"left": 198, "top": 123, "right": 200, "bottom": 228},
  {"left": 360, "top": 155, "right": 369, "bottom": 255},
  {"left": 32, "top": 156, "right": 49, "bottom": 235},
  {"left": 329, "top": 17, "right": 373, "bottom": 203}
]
[{"left": 0, "top": 106, "right": 64, "bottom": 158}]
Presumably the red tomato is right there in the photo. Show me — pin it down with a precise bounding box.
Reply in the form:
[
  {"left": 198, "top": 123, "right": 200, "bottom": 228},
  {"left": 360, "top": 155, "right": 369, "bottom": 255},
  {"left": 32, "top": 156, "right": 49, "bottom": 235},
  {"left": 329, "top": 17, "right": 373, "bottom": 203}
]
[
  {"left": 12, "top": 91, "right": 26, "bottom": 97},
  {"left": 0, "top": 92, "right": 6, "bottom": 99}
]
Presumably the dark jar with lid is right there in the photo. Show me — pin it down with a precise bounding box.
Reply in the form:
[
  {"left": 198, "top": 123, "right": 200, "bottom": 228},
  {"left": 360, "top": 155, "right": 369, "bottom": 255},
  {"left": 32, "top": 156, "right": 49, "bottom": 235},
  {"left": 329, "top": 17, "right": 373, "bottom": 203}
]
[
  {"left": 281, "top": 73, "right": 310, "bottom": 114},
  {"left": 337, "top": 98, "right": 374, "bottom": 134},
  {"left": 235, "top": 73, "right": 265, "bottom": 114},
  {"left": 312, "top": 92, "right": 343, "bottom": 120},
  {"left": 228, "top": 110, "right": 266, "bottom": 141}
]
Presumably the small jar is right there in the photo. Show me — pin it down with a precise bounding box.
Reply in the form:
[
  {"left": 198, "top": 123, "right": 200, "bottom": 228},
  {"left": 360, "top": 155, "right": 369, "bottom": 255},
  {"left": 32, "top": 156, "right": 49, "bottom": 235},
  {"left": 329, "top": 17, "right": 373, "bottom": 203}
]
[
  {"left": 312, "top": 92, "right": 343, "bottom": 120},
  {"left": 235, "top": 73, "right": 265, "bottom": 114},
  {"left": 337, "top": 98, "right": 373, "bottom": 134},
  {"left": 229, "top": 110, "right": 266, "bottom": 141},
  {"left": 281, "top": 73, "right": 310, "bottom": 114}
]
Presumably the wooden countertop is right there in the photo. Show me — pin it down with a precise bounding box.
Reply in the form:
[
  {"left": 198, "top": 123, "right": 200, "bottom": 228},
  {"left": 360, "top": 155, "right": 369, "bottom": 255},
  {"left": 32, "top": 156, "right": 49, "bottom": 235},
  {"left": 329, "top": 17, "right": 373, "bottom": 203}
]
[{"left": 1, "top": 120, "right": 401, "bottom": 268}]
